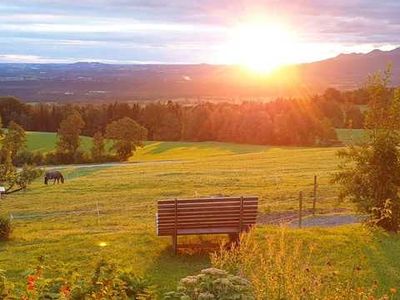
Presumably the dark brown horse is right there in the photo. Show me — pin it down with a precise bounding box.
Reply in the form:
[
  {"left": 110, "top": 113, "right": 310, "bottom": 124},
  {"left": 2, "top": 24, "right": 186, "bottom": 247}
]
[{"left": 44, "top": 171, "right": 64, "bottom": 185}]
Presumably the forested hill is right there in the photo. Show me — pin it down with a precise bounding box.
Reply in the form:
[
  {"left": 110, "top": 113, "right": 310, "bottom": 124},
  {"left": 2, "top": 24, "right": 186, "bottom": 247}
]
[{"left": 0, "top": 48, "right": 399, "bottom": 102}]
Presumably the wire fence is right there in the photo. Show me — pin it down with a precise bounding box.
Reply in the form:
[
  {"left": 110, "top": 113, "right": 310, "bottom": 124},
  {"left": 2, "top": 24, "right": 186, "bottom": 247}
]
[
  {"left": 4, "top": 174, "right": 355, "bottom": 230},
  {"left": 8, "top": 203, "right": 152, "bottom": 221}
]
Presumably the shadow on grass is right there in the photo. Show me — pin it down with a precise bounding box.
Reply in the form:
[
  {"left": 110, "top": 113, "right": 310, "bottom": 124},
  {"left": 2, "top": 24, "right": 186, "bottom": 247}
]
[
  {"left": 361, "top": 230, "right": 400, "bottom": 292},
  {"left": 64, "top": 165, "right": 112, "bottom": 181},
  {"left": 144, "top": 141, "right": 268, "bottom": 156},
  {"left": 144, "top": 235, "right": 229, "bottom": 294}
]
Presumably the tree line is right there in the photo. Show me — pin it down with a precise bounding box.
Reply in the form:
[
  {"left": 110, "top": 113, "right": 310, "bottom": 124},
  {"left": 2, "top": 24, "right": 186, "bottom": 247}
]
[{"left": 0, "top": 88, "right": 367, "bottom": 149}]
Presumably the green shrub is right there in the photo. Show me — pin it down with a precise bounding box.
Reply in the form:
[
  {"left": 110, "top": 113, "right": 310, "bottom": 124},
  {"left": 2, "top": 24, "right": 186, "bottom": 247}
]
[
  {"left": 164, "top": 268, "right": 254, "bottom": 300},
  {"left": 1, "top": 259, "right": 155, "bottom": 299},
  {"left": 75, "top": 260, "right": 155, "bottom": 299},
  {"left": 0, "top": 216, "right": 12, "bottom": 241}
]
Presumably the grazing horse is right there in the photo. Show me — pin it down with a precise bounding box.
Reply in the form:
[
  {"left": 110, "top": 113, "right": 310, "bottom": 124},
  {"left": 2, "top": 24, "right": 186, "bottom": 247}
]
[{"left": 44, "top": 171, "right": 64, "bottom": 185}]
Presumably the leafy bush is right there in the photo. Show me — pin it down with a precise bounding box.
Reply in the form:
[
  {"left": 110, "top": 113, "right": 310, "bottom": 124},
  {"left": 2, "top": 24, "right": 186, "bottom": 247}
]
[
  {"left": 334, "top": 71, "right": 400, "bottom": 232},
  {"left": 73, "top": 260, "right": 155, "bottom": 299},
  {"left": 0, "top": 216, "right": 12, "bottom": 241},
  {"left": 164, "top": 268, "right": 254, "bottom": 300},
  {"left": 1, "top": 259, "right": 155, "bottom": 299},
  {"left": 211, "top": 229, "right": 397, "bottom": 300},
  {"left": 13, "top": 150, "right": 34, "bottom": 166},
  {"left": 72, "top": 150, "right": 92, "bottom": 164},
  {"left": 14, "top": 151, "right": 46, "bottom": 166}
]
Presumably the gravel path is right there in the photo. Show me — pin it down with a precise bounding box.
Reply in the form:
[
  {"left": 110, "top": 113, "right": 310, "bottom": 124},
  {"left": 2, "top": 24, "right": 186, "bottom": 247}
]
[
  {"left": 288, "top": 214, "right": 364, "bottom": 228},
  {"left": 258, "top": 209, "right": 364, "bottom": 228}
]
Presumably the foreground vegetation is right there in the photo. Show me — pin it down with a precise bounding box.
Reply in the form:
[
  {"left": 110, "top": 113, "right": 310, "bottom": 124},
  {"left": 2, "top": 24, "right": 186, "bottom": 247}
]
[
  {"left": 212, "top": 227, "right": 400, "bottom": 299},
  {"left": 1, "top": 141, "right": 400, "bottom": 297}
]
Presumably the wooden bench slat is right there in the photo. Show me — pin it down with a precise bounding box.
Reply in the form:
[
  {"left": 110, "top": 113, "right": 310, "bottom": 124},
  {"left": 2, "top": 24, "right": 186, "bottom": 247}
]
[
  {"left": 158, "top": 206, "right": 257, "bottom": 214},
  {"left": 158, "top": 210, "right": 257, "bottom": 217},
  {"left": 158, "top": 221, "right": 256, "bottom": 228},
  {"left": 158, "top": 197, "right": 258, "bottom": 205},
  {"left": 158, "top": 200, "right": 258, "bottom": 209},
  {"left": 158, "top": 226, "right": 252, "bottom": 236},
  {"left": 158, "top": 204, "right": 258, "bottom": 210},
  {"left": 158, "top": 215, "right": 257, "bottom": 223},
  {"left": 157, "top": 215, "right": 257, "bottom": 222},
  {"left": 158, "top": 211, "right": 257, "bottom": 218},
  {"left": 157, "top": 218, "right": 256, "bottom": 225}
]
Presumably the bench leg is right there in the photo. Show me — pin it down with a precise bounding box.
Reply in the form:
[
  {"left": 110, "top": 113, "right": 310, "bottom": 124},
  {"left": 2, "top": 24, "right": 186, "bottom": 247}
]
[{"left": 172, "top": 234, "right": 178, "bottom": 254}]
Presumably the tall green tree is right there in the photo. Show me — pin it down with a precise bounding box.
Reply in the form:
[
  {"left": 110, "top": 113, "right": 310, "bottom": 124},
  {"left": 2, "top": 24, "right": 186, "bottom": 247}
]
[
  {"left": 0, "top": 121, "right": 26, "bottom": 163},
  {"left": 0, "top": 119, "right": 41, "bottom": 194},
  {"left": 0, "top": 96, "right": 30, "bottom": 128},
  {"left": 333, "top": 69, "right": 400, "bottom": 232},
  {"left": 56, "top": 111, "right": 85, "bottom": 162},
  {"left": 91, "top": 131, "right": 106, "bottom": 162},
  {"left": 105, "top": 117, "right": 147, "bottom": 161}
]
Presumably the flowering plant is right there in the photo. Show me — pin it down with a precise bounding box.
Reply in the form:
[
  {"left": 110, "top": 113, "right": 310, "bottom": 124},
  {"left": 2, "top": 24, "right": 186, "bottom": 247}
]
[{"left": 164, "top": 268, "right": 254, "bottom": 300}]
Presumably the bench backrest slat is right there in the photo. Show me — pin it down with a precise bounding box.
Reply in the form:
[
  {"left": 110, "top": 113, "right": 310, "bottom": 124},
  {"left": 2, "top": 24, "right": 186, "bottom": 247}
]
[{"left": 157, "top": 196, "right": 258, "bottom": 235}]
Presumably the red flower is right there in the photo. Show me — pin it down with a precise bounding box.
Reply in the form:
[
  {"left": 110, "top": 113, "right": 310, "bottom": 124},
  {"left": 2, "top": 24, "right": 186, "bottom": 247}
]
[
  {"left": 60, "top": 285, "right": 71, "bottom": 297},
  {"left": 27, "top": 275, "right": 37, "bottom": 291}
]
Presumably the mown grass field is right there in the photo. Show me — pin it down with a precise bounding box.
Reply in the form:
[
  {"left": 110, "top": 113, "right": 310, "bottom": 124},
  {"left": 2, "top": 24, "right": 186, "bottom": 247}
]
[
  {"left": 1, "top": 140, "right": 400, "bottom": 296},
  {"left": 336, "top": 128, "right": 367, "bottom": 145},
  {"left": 26, "top": 128, "right": 363, "bottom": 153},
  {"left": 26, "top": 131, "right": 93, "bottom": 152}
]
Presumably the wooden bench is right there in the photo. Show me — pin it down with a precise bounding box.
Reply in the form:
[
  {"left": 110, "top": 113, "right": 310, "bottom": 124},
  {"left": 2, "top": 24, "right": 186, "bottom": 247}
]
[{"left": 156, "top": 196, "right": 258, "bottom": 253}]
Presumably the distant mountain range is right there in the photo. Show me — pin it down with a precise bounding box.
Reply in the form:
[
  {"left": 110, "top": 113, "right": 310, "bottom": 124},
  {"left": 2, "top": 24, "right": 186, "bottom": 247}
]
[
  {"left": 298, "top": 47, "right": 400, "bottom": 90},
  {"left": 0, "top": 47, "right": 399, "bottom": 102}
]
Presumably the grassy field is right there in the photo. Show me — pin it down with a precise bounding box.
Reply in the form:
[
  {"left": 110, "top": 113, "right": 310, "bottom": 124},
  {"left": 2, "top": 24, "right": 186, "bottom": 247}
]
[
  {"left": 1, "top": 140, "right": 400, "bottom": 296},
  {"left": 26, "top": 131, "right": 93, "bottom": 152},
  {"left": 25, "top": 129, "right": 366, "bottom": 154},
  {"left": 335, "top": 128, "right": 367, "bottom": 145}
]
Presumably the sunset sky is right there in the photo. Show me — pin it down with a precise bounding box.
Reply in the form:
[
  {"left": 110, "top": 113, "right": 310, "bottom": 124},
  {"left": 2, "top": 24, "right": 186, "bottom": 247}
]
[{"left": 1, "top": 0, "right": 399, "bottom": 68}]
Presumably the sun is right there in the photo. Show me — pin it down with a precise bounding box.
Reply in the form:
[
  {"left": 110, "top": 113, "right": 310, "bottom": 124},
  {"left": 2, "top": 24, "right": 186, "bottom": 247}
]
[{"left": 227, "top": 21, "right": 297, "bottom": 73}]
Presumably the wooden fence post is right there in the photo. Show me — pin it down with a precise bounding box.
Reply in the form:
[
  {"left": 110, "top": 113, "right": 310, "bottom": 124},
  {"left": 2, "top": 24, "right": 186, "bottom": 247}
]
[
  {"left": 313, "top": 175, "right": 317, "bottom": 215},
  {"left": 172, "top": 198, "right": 178, "bottom": 255},
  {"left": 298, "top": 191, "right": 303, "bottom": 228},
  {"left": 96, "top": 200, "right": 100, "bottom": 226}
]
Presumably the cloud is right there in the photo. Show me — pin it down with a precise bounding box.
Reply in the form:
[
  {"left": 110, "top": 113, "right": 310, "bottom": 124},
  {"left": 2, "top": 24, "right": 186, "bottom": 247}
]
[
  {"left": 0, "top": 54, "right": 72, "bottom": 63},
  {"left": 0, "top": 0, "right": 399, "bottom": 63}
]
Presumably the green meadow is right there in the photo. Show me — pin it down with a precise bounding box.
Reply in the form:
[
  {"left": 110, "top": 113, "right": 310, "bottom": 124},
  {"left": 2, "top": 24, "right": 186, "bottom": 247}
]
[
  {"left": 25, "top": 128, "right": 361, "bottom": 153},
  {"left": 335, "top": 128, "right": 367, "bottom": 145},
  {"left": 26, "top": 131, "right": 93, "bottom": 153},
  {"left": 1, "top": 138, "right": 400, "bottom": 296}
]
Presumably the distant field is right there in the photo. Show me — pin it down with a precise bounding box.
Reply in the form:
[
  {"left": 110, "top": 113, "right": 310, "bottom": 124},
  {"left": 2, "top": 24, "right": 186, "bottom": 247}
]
[
  {"left": 26, "top": 131, "right": 93, "bottom": 152},
  {"left": 26, "top": 129, "right": 365, "bottom": 156},
  {"left": 336, "top": 128, "right": 366, "bottom": 145},
  {"left": 2, "top": 140, "right": 400, "bottom": 296}
]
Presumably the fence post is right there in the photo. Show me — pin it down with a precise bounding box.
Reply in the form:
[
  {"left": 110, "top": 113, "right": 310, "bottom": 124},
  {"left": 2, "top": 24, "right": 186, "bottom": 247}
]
[
  {"left": 96, "top": 200, "right": 100, "bottom": 226},
  {"left": 313, "top": 175, "right": 317, "bottom": 215},
  {"left": 298, "top": 191, "right": 303, "bottom": 228}
]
